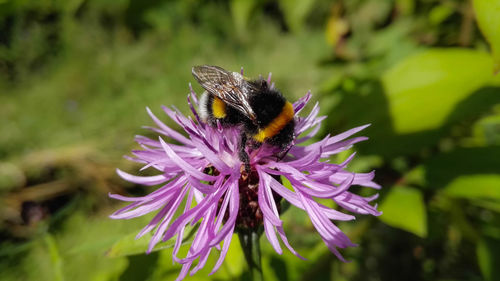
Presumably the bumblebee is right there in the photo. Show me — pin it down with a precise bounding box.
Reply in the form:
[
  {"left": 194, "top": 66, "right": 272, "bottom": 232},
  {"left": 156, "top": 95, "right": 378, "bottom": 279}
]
[{"left": 192, "top": 65, "right": 295, "bottom": 170}]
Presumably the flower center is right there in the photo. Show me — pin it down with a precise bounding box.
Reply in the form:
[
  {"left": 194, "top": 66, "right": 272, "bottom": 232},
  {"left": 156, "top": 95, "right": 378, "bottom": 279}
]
[
  {"left": 204, "top": 165, "right": 283, "bottom": 230},
  {"left": 235, "top": 166, "right": 264, "bottom": 229}
]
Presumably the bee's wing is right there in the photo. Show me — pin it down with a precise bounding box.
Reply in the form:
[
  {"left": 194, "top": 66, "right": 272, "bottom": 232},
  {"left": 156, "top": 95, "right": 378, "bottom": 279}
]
[{"left": 192, "top": 65, "right": 257, "bottom": 122}]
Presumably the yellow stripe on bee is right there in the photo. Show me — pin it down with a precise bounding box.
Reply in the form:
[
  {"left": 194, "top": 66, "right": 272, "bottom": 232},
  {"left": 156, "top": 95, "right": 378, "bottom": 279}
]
[
  {"left": 253, "top": 101, "right": 294, "bottom": 142},
  {"left": 212, "top": 97, "right": 227, "bottom": 118}
]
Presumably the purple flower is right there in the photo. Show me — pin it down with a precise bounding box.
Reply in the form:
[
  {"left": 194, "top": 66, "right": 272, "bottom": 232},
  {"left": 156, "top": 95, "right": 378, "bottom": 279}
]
[{"left": 110, "top": 82, "right": 381, "bottom": 280}]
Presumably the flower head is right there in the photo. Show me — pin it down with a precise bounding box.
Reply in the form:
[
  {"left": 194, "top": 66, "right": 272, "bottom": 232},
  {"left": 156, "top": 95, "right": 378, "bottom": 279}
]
[{"left": 110, "top": 79, "right": 381, "bottom": 280}]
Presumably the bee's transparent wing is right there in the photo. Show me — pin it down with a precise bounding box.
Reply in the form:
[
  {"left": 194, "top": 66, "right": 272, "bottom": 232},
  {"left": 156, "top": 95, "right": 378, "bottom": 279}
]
[{"left": 192, "top": 65, "right": 257, "bottom": 122}]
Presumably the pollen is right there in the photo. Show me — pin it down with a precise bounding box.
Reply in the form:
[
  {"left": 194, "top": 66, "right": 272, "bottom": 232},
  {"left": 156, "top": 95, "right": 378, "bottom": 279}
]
[
  {"left": 212, "top": 97, "right": 226, "bottom": 119},
  {"left": 212, "top": 97, "right": 227, "bottom": 118}
]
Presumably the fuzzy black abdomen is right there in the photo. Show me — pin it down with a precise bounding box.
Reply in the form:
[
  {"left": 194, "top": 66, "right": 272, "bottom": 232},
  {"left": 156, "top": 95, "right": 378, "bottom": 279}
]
[
  {"left": 266, "top": 119, "right": 295, "bottom": 149},
  {"left": 248, "top": 88, "right": 286, "bottom": 129}
]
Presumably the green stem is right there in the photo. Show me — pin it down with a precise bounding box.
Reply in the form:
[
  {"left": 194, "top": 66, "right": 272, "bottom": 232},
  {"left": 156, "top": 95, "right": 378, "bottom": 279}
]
[{"left": 238, "top": 229, "right": 263, "bottom": 281}]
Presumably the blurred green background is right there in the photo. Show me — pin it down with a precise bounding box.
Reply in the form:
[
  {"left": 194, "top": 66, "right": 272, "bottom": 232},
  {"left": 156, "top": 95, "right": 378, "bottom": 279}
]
[{"left": 1, "top": 0, "right": 500, "bottom": 280}]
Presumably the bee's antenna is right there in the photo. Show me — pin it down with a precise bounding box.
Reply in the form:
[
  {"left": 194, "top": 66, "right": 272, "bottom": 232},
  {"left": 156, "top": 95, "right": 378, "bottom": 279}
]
[{"left": 240, "top": 67, "right": 244, "bottom": 75}]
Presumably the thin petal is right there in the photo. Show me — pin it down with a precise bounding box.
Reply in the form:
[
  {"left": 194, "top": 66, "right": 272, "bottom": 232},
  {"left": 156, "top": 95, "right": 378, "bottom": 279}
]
[
  {"left": 116, "top": 169, "right": 168, "bottom": 186},
  {"left": 159, "top": 137, "right": 217, "bottom": 182},
  {"left": 146, "top": 107, "right": 192, "bottom": 145}
]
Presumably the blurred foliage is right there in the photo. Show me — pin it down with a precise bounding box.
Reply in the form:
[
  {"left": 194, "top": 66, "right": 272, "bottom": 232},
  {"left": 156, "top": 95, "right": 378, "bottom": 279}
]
[
  {"left": 473, "top": 0, "right": 500, "bottom": 72},
  {"left": 0, "top": 0, "right": 499, "bottom": 281}
]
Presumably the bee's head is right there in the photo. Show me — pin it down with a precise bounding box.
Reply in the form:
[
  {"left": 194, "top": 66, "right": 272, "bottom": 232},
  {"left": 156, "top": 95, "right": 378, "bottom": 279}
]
[{"left": 250, "top": 78, "right": 269, "bottom": 91}]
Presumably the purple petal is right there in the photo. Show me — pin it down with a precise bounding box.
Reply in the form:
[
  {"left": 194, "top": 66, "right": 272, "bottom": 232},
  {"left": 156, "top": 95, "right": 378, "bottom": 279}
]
[
  {"left": 264, "top": 219, "right": 283, "bottom": 254},
  {"left": 293, "top": 91, "right": 311, "bottom": 114},
  {"left": 147, "top": 185, "right": 189, "bottom": 252},
  {"left": 327, "top": 124, "right": 371, "bottom": 145},
  {"left": 116, "top": 169, "right": 168, "bottom": 186},
  {"left": 210, "top": 226, "right": 235, "bottom": 274},
  {"left": 209, "top": 180, "right": 239, "bottom": 246},
  {"left": 257, "top": 175, "right": 283, "bottom": 226},
  {"left": 176, "top": 263, "right": 192, "bottom": 281},
  {"left": 146, "top": 107, "right": 192, "bottom": 145},
  {"left": 110, "top": 175, "right": 185, "bottom": 202},
  {"left": 260, "top": 170, "right": 355, "bottom": 221},
  {"left": 173, "top": 189, "right": 195, "bottom": 259},
  {"left": 159, "top": 137, "right": 217, "bottom": 182}
]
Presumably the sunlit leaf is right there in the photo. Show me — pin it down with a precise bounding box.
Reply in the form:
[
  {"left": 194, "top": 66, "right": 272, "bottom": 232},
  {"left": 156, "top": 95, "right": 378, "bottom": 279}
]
[
  {"left": 221, "top": 234, "right": 245, "bottom": 278},
  {"left": 382, "top": 49, "right": 496, "bottom": 133},
  {"left": 443, "top": 174, "right": 500, "bottom": 200},
  {"left": 325, "top": 17, "right": 348, "bottom": 46},
  {"left": 473, "top": 113, "right": 500, "bottom": 145},
  {"left": 403, "top": 166, "right": 426, "bottom": 186},
  {"left": 477, "top": 236, "right": 500, "bottom": 281},
  {"left": 0, "top": 162, "right": 25, "bottom": 191},
  {"left": 379, "top": 186, "right": 427, "bottom": 237},
  {"left": 473, "top": 0, "right": 500, "bottom": 72},
  {"left": 429, "top": 3, "right": 454, "bottom": 25},
  {"left": 230, "top": 0, "right": 259, "bottom": 35},
  {"left": 44, "top": 234, "right": 64, "bottom": 281},
  {"left": 471, "top": 199, "right": 500, "bottom": 213},
  {"left": 395, "top": 0, "right": 415, "bottom": 15},
  {"left": 278, "top": 0, "right": 316, "bottom": 32},
  {"left": 106, "top": 223, "right": 199, "bottom": 258}
]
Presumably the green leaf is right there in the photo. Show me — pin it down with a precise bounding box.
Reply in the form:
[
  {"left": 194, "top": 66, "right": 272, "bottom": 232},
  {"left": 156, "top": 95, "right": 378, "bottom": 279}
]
[
  {"left": 429, "top": 4, "right": 454, "bottom": 25},
  {"left": 106, "top": 223, "right": 199, "bottom": 258},
  {"left": 443, "top": 174, "right": 500, "bottom": 200},
  {"left": 403, "top": 166, "right": 426, "bottom": 186},
  {"left": 473, "top": 0, "right": 500, "bottom": 72},
  {"left": 230, "top": 0, "right": 259, "bottom": 35},
  {"left": 379, "top": 186, "right": 427, "bottom": 237},
  {"left": 0, "top": 162, "right": 25, "bottom": 192},
  {"left": 477, "top": 236, "right": 500, "bottom": 281},
  {"left": 382, "top": 49, "right": 496, "bottom": 133},
  {"left": 395, "top": 0, "right": 415, "bottom": 15},
  {"left": 471, "top": 199, "right": 500, "bottom": 213},
  {"left": 44, "top": 234, "right": 64, "bottom": 281},
  {"left": 278, "top": 0, "right": 316, "bottom": 32},
  {"left": 473, "top": 113, "right": 500, "bottom": 145},
  {"left": 324, "top": 79, "right": 500, "bottom": 158},
  {"left": 221, "top": 234, "right": 245, "bottom": 278}
]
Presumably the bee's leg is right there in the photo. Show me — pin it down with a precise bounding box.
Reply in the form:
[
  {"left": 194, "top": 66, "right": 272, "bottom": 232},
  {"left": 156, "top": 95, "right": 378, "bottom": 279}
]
[
  {"left": 238, "top": 132, "right": 251, "bottom": 173},
  {"left": 276, "top": 142, "right": 293, "bottom": 162},
  {"left": 248, "top": 139, "right": 262, "bottom": 149}
]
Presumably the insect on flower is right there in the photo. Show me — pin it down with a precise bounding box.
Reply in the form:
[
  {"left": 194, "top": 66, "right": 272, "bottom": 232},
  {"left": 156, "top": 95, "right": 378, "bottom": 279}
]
[
  {"left": 110, "top": 66, "right": 381, "bottom": 281},
  {"left": 193, "top": 65, "right": 295, "bottom": 172}
]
